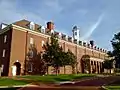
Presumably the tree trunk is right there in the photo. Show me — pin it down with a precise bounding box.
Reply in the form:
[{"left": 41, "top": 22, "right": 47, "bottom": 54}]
[{"left": 64, "top": 66, "right": 66, "bottom": 74}]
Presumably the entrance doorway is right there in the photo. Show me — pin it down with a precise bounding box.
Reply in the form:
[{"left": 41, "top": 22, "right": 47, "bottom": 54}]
[
  {"left": 81, "top": 55, "right": 90, "bottom": 73},
  {"left": 13, "top": 61, "right": 21, "bottom": 75}
]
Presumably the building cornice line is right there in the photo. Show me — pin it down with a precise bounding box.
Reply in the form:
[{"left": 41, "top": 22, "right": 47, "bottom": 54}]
[
  {"left": 0, "top": 24, "right": 106, "bottom": 55},
  {"left": 11, "top": 24, "right": 50, "bottom": 38}
]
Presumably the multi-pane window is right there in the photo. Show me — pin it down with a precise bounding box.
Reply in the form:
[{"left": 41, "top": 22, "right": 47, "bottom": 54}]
[
  {"left": 28, "top": 63, "right": 33, "bottom": 72},
  {"left": 4, "top": 35, "right": 7, "bottom": 43},
  {"left": 2, "top": 49, "right": 6, "bottom": 57},
  {"left": 30, "top": 38, "right": 34, "bottom": 44}
]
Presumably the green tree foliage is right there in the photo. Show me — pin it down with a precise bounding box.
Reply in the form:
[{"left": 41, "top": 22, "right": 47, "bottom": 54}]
[
  {"left": 26, "top": 44, "right": 46, "bottom": 75},
  {"left": 66, "top": 50, "right": 77, "bottom": 73},
  {"left": 110, "top": 32, "right": 120, "bottom": 68},
  {"left": 43, "top": 34, "right": 77, "bottom": 74},
  {"left": 103, "top": 60, "right": 113, "bottom": 69}
]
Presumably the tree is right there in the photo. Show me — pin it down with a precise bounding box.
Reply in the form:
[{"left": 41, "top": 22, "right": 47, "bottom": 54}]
[
  {"left": 43, "top": 34, "right": 77, "bottom": 75},
  {"left": 43, "top": 34, "right": 64, "bottom": 75},
  {"left": 103, "top": 60, "right": 113, "bottom": 69},
  {"left": 26, "top": 44, "right": 46, "bottom": 75},
  {"left": 66, "top": 49, "right": 77, "bottom": 74},
  {"left": 110, "top": 32, "right": 120, "bottom": 68}
]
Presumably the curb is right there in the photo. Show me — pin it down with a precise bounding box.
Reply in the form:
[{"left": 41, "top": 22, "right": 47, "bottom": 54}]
[
  {"left": 0, "top": 84, "right": 37, "bottom": 88},
  {"left": 101, "top": 86, "right": 109, "bottom": 90}
]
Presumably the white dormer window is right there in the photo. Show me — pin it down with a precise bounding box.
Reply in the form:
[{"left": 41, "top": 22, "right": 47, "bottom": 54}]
[
  {"left": 72, "top": 37, "right": 74, "bottom": 42},
  {"left": 66, "top": 35, "right": 68, "bottom": 41},
  {"left": 42, "top": 40, "right": 45, "bottom": 47},
  {"left": 41, "top": 26, "right": 45, "bottom": 33},
  {"left": 30, "top": 22, "right": 35, "bottom": 30},
  {"left": 4, "top": 35, "right": 7, "bottom": 43},
  {"left": 59, "top": 33, "right": 62, "bottom": 38},
  {"left": 30, "top": 38, "right": 34, "bottom": 44}
]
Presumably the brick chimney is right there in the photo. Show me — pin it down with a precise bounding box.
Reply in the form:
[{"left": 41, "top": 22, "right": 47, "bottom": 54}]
[
  {"left": 90, "top": 40, "right": 94, "bottom": 47},
  {"left": 47, "top": 21, "right": 54, "bottom": 31}
]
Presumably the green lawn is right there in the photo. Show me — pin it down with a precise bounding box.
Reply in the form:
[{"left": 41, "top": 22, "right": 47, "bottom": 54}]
[
  {"left": 0, "top": 74, "right": 96, "bottom": 86},
  {"left": 17, "top": 74, "right": 96, "bottom": 83},
  {"left": 105, "top": 86, "right": 120, "bottom": 90},
  {"left": 0, "top": 78, "right": 29, "bottom": 86}
]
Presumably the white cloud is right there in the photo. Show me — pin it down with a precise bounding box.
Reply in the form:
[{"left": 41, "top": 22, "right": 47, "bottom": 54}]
[
  {"left": 81, "top": 13, "right": 104, "bottom": 41},
  {"left": 0, "top": 0, "right": 46, "bottom": 25}
]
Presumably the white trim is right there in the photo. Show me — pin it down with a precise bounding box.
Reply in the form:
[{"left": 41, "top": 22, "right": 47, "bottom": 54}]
[
  {"left": 4, "top": 35, "right": 7, "bottom": 43},
  {"left": 90, "top": 57, "right": 104, "bottom": 62},
  {"left": 30, "top": 37, "right": 34, "bottom": 44},
  {"left": 2, "top": 49, "right": 6, "bottom": 57},
  {"left": 0, "top": 24, "right": 107, "bottom": 55},
  {"left": 59, "top": 39, "right": 106, "bottom": 55},
  {"left": 12, "top": 24, "right": 49, "bottom": 38}
]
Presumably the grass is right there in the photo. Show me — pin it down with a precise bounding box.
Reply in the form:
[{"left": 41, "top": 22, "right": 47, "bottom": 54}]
[
  {"left": 17, "top": 74, "right": 96, "bottom": 83},
  {"left": 105, "top": 86, "right": 120, "bottom": 90},
  {"left": 0, "top": 78, "right": 29, "bottom": 86},
  {"left": 0, "top": 74, "right": 96, "bottom": 86}
]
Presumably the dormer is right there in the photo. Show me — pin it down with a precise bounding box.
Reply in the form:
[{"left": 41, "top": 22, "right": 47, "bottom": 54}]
[
  {"left": 83, "top": 42, "right": 86, "bottom": 47},
  {"left": 0, "top": 23, "right": 7, "bottom": 30},
  {"left": 66, "top": 35, "right": 68, "bottom": 41},
  {"left": 41, "top": 26, "right": 45, "bottom": 33},
  {"left": 59, "top": 32, "right": 62, "bottom": 39},
  {"left": 68, "top": 36, "right": 72, "bottom": 42},
  {"left": 79, "top": 41, "right": 82, "bottom": 45},
  {"left": 30, "top": 22, "right": 35, "bottom": 30},
  {"left": 62, "top": 34, "right": 66, "bottom": 40}
]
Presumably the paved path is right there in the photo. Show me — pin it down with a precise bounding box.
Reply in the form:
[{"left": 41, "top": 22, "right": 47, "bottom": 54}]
[
  {"left": 60, "top": 76, "right": 117, "bottom": 86},
  {"left": 17, "top": 76, "right": 120, "bottom": 90}
]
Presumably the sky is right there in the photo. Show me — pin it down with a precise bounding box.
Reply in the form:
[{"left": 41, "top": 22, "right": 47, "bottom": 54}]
[{"left": 0, "top": 0, "right": 120, "bottom": 51}]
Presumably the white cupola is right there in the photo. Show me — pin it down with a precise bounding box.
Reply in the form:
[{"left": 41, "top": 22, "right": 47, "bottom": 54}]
[{"left": 72, "top": 26, "right": 80, "bottom": 41}]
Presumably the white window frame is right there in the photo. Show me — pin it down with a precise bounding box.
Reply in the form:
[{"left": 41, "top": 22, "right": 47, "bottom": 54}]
[
  {"left": 2, "top": 49, "right": 6, "bottom": 57},
  {"left": 4, "top": 35, "right": 7, "bottom": 43},
  {"left": 1, "top": 64, "right": 4, "bottom": 73},
  {"left": 28, "top": 63, "right": 33, "bottom": 72},
  {"left": 30, "top": 38, "right": 34, "bottom": 44},
  {"left": 42, "top": 40, "right": 45, "bottom": 47}
]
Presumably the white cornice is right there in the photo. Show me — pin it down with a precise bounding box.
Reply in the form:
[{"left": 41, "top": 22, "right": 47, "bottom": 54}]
[
  {"left": 0, "top": 24, "right": 107, "bottom": 55},
  {"left": 59, "top": 39, "right": 106, "bottom": 54},
  {"left": 90, "top": 57, "right": 104, "bottom": 62},
  {"left": 12, "top": 24, "right": 50, "bottom": 38}
]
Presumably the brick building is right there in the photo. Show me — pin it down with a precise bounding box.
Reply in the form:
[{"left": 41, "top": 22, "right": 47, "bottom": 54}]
[{"left": 0, "top": 19, "right": 108, "bottom": 76}]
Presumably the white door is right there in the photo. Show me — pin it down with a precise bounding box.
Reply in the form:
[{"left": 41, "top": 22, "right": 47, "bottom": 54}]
[{"left": 12, "top": 65, "right": 17, "bottom": 76}]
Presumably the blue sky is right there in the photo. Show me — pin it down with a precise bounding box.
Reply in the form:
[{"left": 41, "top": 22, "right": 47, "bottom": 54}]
[{"left": 0, "top": 0, "right": 120, "bottom": 51}]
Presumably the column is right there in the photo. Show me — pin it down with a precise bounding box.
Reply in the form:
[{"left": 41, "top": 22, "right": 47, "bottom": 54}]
[
  {"left": 98, "top": 62, "right": 101, "bottom": 74},
  {"left": 93, "top": 61, "right": 96, "bottom": 73},
  {"left": 90, "top": 61, "right": 93, "bottom": 73},
  {"left": 96, "top": 61, "right": 98, "bottom": 74}
]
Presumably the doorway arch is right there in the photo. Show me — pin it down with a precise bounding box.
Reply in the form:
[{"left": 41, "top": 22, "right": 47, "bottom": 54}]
[
  {"left": 81, "top": 55, "right": 90, "bottom": 73},
  {"left": 13, "top": 61, "right": 21, "bottom": 75}
]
